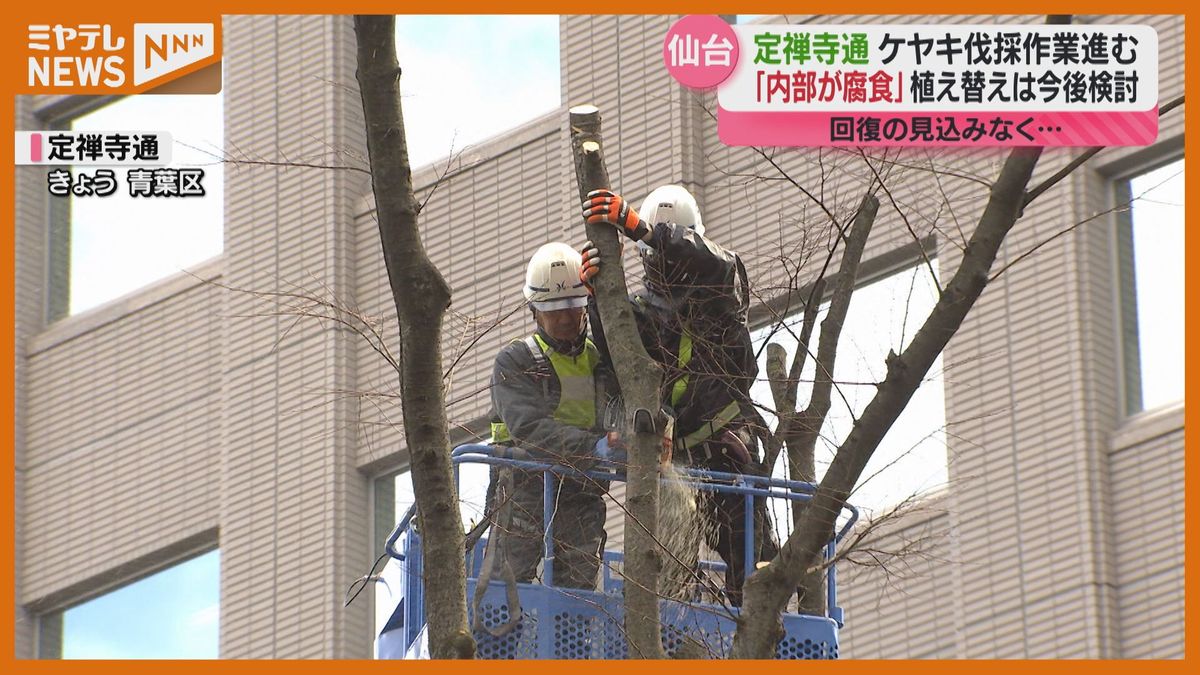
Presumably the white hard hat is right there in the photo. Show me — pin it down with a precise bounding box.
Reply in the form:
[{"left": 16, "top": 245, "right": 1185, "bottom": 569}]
[
  {"left": 523, "top": 242, "right": 590, "bottom": 311},
  {"left": 638, "top": 184, "right": 704, "bottom": 236}
]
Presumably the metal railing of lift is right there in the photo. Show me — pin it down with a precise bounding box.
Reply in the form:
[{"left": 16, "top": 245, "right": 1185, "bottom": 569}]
[{"left": 384, "top": 443, "right": 860, "bottom": 624}]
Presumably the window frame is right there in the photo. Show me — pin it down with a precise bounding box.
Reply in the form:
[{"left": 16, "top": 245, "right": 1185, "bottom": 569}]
[
  {"left": 37, "top": 96, "right": 120, "bottom": 323},
  {"left": 35, "top": 544, "right": 220, "bottom": 659},
  {"left": 1110, "top": 152, "right": 1186, "bottom": 417},
  {"left": 36, "top": 92, "right": 225, "bottom": 322}
]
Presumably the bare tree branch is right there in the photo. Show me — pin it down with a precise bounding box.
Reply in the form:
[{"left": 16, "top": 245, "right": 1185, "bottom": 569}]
[
  {"left": 857, "top": 148, "right": 943, "bottom": 296},
  {"left": 792, "top": 194, "right": 879, "bottom": 464},
  {"left": 1022, "top": 94, "right": 1183, "bottom": 209},
  {"left": 761, "top": 276, "right": 824, "bottom": 474}
]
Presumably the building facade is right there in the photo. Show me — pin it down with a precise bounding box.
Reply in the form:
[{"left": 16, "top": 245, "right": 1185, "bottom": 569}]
[{"left": 14, "top": 14, "right": 1184, "bottom": 658}]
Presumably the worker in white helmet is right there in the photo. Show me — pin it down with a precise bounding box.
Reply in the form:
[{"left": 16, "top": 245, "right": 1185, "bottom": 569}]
[
  {"left": 486, "top": 242, "right": 620, "bottom": 591},
  {"left": 581, "top": 184, "right": 778, "bottom": 606}
]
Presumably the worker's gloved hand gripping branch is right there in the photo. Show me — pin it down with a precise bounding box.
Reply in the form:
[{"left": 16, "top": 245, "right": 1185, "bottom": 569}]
[{"left": 583, "top": 189, "right": 652, "bottom": 243}]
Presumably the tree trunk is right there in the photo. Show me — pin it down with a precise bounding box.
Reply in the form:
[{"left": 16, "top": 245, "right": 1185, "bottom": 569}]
[
  {"left": 732, "top": 147, "right": 1043, "bottom": 659},
  {"left": 353, "top": 15, "right": 473, "bottom": 659},
  {"left": 568, "top": 105, "right": 667, "bottom": 659}
]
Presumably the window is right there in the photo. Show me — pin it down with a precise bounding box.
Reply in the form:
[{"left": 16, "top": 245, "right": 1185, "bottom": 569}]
[
  {"left": 40, "top": 549, "right": 220, "bottom": 659},
  {"left": 393, "top": 16, "right": 559, "bottom": 169},
  {"left": 55, "top": 92, "right": 224, "bottom": 317},
  {"left": 751, "top": 261, "right": 948, "bottom": 518},
  {"left": 1116, "top": 157, "right": 1185, "bottom": 414}
]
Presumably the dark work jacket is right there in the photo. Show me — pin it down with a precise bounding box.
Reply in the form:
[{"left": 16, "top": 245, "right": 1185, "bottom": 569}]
[
  {"left": 489, "top": 327, "right": 616, "bottom": 467},
  {"left": 590, "top": 223, "right": 759, "bottom": 445}
]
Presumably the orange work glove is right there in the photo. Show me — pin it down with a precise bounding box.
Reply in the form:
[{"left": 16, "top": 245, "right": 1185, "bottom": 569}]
[
  {"left": 579, "top": 241, "right": 600, "bottom": 292},
  {"left": 582, "top": 189, "right": 651, "bottom": 241}
]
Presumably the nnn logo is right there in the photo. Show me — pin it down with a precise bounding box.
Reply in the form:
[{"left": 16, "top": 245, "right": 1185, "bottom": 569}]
[{"left": 134, "top": 23, "right": 214, "bottom": 86}]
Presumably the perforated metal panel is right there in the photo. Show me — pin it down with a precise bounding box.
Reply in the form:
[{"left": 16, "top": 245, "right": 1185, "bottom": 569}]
[
  {"left": 553, "top": 612, "right": 604, "bottom": 658},
  {"left": 776, "top": 636, "right": 838, "bottom": 659},
  {"left": 457, "top": 579, "right": 838, "bottom": 659},
  {"left": 660, "top": 623, "right": 685, "bottom": 657},
  {"left": 602, "top": 607, "right": 628, "bottom": 659},
  {"left": 473, "top": 601, "right": 539, "bottom": 659}
]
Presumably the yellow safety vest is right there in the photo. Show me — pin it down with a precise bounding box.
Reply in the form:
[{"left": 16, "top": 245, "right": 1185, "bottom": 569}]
[
  {"left": 669, "top": 330, "right": 694, "bottom": 408},
  {"left": 667, "top": 327, "right": 741, "bottom": 451},
  {"left": 491, "top": 334, "right": 600, "bottom": 444}
]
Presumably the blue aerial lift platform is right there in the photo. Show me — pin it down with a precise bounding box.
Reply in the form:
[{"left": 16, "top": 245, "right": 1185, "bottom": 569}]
[{"left": 377, "top": 444, "right": 857, "bottom": 659}]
